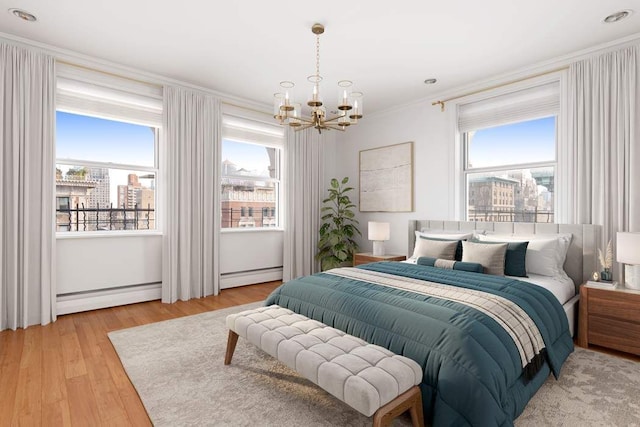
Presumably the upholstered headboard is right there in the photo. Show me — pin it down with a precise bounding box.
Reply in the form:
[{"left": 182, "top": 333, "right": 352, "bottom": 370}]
[{"left": 408, "top": 220, "right": 600, "bottom": 292}]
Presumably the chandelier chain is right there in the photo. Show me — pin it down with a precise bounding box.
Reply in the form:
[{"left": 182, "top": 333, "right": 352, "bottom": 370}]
[{"left": 315, "top": 33, "right": 320, "bottom": 79}]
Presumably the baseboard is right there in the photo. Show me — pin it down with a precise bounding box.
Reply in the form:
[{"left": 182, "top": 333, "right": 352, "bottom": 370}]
[
  {"left": 57, "top": 283, "right": 162, "bottom": 315},
  {"left": 220, "top": 267, "right": 283, "bottom": 289}
]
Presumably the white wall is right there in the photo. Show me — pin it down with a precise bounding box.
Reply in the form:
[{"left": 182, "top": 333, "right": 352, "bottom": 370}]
[
  {"left": 334, "top": 100, "right": 455, "bottom": 258},
  {"left": 56, "top": 234, "right": 162, "bottom": 294},
  {"left": 219, "top": 230, "right": 284, "bottom": 288}
]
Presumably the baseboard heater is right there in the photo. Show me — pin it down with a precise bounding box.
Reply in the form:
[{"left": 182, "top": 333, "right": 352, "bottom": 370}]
[
  {"left": 220, "top": 267, "right": 283, "bottom": 289},
  {"left": 57, "top": 282, "right": 162, "bottom": 315}
]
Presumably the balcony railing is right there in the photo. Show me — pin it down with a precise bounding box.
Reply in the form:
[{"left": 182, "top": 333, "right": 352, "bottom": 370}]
[
  {"left": 221, "top": 208, "right": 277, "bottom": 228},
  {"left": 468, "top": 207, "right": 554, "bottom": 223},
  {"left": 56, "top": 204, "right": 154, "bottom": 231}
]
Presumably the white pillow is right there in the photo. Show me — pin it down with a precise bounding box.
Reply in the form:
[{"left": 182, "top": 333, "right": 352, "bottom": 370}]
[
  {"left": 461, "top": 241, "right": 508, "bottom": 276},
  {"left": 412, "top": 238, "right": 458, "bottom": 260},
  {"left": 476, "top": 233, "right": 572, "bottom": 277},
  {"left": 417, "top": 230, "right": 476, "bottom": 240}
]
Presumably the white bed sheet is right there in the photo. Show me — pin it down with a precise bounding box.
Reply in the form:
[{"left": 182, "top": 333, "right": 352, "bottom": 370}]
[{"left": 508, "top": 273, "right": 576, "bottom": 306}]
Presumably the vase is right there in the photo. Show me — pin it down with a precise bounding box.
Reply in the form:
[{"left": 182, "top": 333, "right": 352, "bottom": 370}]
[{"left": 600, "top": 268, "right": 612, "bottom": 282}]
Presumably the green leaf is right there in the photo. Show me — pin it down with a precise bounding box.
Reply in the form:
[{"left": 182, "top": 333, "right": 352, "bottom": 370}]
[
  {"left": 331, "top": 178, "right": 339, "bottom": 188},
  {"left": 341, "top": 177, "right": 349, "bottom": 184}
]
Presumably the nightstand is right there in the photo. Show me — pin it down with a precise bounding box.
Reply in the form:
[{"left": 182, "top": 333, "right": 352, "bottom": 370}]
[
  {"left": 353, "top": 253, "right": 406, "bottom": 266},
  {"left": 578, "top": 283, "right": 640, "bottom": 356}
]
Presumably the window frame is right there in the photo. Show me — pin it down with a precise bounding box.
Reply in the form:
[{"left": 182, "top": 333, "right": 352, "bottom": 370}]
[
  {"left": 55, "top": 110, "right": 161, "bottom": 235},
  {"left": 220, "top": 137, "right": 283, "bottom": 231},
  {"left": 460, "top": 119, "right": 558, "bottom": 222},
  {"left": 456, "top": 75, "right": 567, "bottom": 223}
]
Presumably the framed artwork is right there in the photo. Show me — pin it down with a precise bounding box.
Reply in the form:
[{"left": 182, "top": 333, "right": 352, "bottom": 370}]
[{"left": 359, "top": 141, "right": 414, "bottom": 212}]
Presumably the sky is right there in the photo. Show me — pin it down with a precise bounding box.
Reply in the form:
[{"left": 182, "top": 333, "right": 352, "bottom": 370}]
[
  {"left": 56, "top": 111, "right": 156, "bottom": 204},
  {"left": 468, "top": 116, "right": 555, "bottom": 168},
  {"left": 56, "top": 111, "right": 155, "bottom": 166},
  {"left": 222, "top": 139, "right": 272, "bottom": 175}
]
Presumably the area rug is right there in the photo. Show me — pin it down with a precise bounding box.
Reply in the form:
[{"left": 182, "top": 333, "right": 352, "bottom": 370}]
[{"left": 108, "top": 303, "right": 640, "bottom": 426}]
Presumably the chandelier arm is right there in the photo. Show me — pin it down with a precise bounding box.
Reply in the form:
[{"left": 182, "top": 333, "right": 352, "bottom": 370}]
[
  {"left": 296, "top": 123, "right": 315, "bottom": 131},
  {"left": 294, "top": 116, "right": 317, "bottom": 124},
  {"left": 324, "top": 124, "right": 346, "bottom": 131},
  {"left": 323, "top": 114, "right": 347, "bottom": 123}
]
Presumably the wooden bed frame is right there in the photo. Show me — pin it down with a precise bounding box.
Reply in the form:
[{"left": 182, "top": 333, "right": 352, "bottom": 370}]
[{"left": 407, "top": 220, "right": 600, "bottom": 336}]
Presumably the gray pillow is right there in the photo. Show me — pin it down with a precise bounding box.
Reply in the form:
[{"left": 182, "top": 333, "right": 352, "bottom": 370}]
[
  {"left": 461, "top": 241, "right": 508, "bottom": 276},
  {"left": 412, "top": 239, "right": 458, "bottom": 260}
]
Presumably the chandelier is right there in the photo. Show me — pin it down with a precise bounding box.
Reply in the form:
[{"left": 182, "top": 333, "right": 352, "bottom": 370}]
[{"left": 273, "top": 23, "right": 363, "bottom": 133}]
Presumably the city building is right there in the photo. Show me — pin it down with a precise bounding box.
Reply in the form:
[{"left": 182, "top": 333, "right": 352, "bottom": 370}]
[
  {"left": 468, "top": 176, "right": 518, "bottom": 222},
  {"left": 117, "top": 173, "right": 156, "bottom": 230},
  {"left": 221, "top": 160, "right": 277, "bottom": 228},
  {"left": 55, "top": 168, "right": 97, "bottom": 231}
]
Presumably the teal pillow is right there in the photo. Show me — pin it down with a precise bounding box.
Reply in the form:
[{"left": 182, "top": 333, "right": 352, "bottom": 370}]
[
  {"left": 417, "top": 256, "right": 484, "bottom": 274},
  {"left": 469, "top": 239, "right": 529, "bottom": 277},
  {"left": 419, "top": 236, "right": 464, "bottom": 261}
]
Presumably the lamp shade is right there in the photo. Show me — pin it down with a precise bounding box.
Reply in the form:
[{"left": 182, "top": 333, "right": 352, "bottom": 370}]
[
  {"left": 368, "top": 222, "right": 390, "bottom": 241},
  {"left": 617, "top": 232, "right": 640, "bottom": 264}
]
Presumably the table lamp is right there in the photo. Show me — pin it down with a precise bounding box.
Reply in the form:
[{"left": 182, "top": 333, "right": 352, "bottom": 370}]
[
  {"left": 617, "top": 232, "right": 640, "bottom": 290},
  {"left": 369, "top": 222, "right": 390, "bottom": 256}
]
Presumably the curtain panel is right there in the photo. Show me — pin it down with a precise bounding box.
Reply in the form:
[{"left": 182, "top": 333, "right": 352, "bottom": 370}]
[
  {"left": 162, "top": 86, "right": 221, "bottom": 302},
  {"left": 566, "top": 44, "right": 640, "bottom": 279},
  {"left": 0, "top": 44, "right": 56, "bottom": 330},
  {"left": 282, "top": 128, "right": 325, "bottom": 281}
]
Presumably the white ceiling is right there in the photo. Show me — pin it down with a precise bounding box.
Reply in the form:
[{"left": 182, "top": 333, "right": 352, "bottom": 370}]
[{"left": 0, "top": 0, "right": 639, "bottom": 114}]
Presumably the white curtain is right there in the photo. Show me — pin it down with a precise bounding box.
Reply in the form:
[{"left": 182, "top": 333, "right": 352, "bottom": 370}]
[
  {"left": 566, "top": 44, "right": 640, "bottom": 279},
  {"left": 282, "top": 128, "right": 325, "bottom": 281},
  {"left": 162, "top": 86, "right": 221, "bottom": 302},
  {"left": 0, "top": 44, "right": 56, "bottom": 330}
]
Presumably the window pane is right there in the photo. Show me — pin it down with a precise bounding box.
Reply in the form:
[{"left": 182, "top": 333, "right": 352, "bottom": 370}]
[
  {"left": 56, "top": 111, "right": 155, "bottom": 167},
  {"left": 221, "top": 138, "right": 280, "bottom": 229},
  {"left": 466, "top": 117, "right": 555, "bottom": 169},
  {"left": 221, "top": 181, "right": 278, "bottom": 228},
  {"left": 222, "top": 139, "right": 277, "bottom": 179},
  {"left": 466, "top": 167, "right": 554, "bottom": 223},
  {"left": 55, "top": 165, "right": 156, "bottom": 231}
]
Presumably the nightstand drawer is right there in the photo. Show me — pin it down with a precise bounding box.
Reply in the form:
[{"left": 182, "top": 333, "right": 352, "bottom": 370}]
[
  {"left": 353, "top": 253, "right": 406, "bottom": 266},
  {"left": 589, "top": 315, "right": 640, "bottom": 355},
  {"left": 589, "top": 291, "right": 640, "bottom": 323}
]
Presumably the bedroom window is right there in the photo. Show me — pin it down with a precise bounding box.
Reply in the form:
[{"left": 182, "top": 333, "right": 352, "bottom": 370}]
[
  {"left": 221, "top": 110, "right": 284, "bottom": 229},
  {"left": 55, "top": 112, "right": 159, "bottom": 232},
  {"left": 55, "top": 62, "right": 163, "bottom": 233},
  {"left": 459, "top": 81, "right": 558, "bottom": 223}
]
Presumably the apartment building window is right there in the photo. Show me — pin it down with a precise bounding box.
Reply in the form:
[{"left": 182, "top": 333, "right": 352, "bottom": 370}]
[
  {"left": 55, "top": 63, "right": 162, "bottom": 232},
  {"left": 460, "top": 80, "right": 558, "bottom": 223},
  {"left": 221, "top": 107, "right": 284, "bottom": 229}
]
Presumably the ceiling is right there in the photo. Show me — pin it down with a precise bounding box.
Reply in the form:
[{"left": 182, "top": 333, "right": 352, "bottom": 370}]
[{"left": 0, "top": 1, "right": 639, "bottom": 114}]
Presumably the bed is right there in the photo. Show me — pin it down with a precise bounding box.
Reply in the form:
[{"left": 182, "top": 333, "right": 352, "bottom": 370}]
[{"left": 265, "top": 221, "right": 599, "bottom": 426}]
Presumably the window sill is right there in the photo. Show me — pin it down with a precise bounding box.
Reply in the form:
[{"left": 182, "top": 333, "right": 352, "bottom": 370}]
[
  {"left": 56, "top": 230, "right": 163, "bottom": 239},
  {"left": 221, "top": 227, "right": 284, "bottom": 234}
]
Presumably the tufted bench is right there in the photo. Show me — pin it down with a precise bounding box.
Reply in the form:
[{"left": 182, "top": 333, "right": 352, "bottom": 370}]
[{"left": 225, "top": 305, "right": 424, "bottom": 427}]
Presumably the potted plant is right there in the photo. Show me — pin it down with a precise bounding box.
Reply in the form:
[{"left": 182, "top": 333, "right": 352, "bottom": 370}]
[{"left": 316, "top": 177, "right": 361, "bottom": 270}]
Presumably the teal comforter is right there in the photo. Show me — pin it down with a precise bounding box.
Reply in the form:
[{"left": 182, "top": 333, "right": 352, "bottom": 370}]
[{"left": 265, "top": 262, "right": 574, "bottom": 426}]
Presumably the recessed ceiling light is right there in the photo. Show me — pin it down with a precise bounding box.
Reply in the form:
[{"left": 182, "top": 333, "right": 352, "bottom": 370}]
[
  {"left": 424, "top": 78, "right": 437, "bottom": 85},
  {"left": 603, "top": 10, "right": 632, "bottom": 23},
  {"left": 8, "top": 8, "right": 37, "bottom": 22}
]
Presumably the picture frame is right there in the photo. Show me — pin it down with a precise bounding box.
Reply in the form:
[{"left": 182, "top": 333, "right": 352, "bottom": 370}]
[{"left": 359, "top": 141, "right": 414, "bottom": 212}]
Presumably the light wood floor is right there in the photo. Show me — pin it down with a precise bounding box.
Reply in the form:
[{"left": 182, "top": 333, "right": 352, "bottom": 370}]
[{"left": 0, "top": 281, "right": 281, "bottom": 427}]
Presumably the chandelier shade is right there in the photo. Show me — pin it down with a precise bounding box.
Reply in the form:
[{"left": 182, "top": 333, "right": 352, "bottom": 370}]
[{"left": 274, "top": 23, "right": 364, "bottom": 133}]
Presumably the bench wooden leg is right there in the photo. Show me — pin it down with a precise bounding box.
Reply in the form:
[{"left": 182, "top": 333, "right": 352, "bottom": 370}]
[
  {"left": 372, "top": 386, "right": 423, "bottom": 427},
  {"left": 224, "top": 330, "right": 239, "bottom": 365}
]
